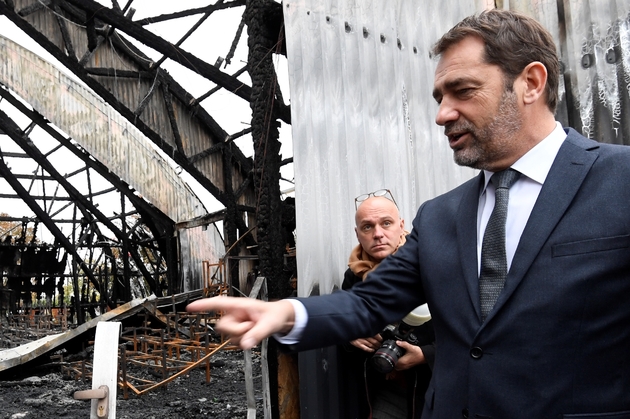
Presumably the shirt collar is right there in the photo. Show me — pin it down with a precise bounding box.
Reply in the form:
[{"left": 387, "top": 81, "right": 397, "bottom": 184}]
[{"left": 483, "top": 122, "right": 567, "bottom": 188}]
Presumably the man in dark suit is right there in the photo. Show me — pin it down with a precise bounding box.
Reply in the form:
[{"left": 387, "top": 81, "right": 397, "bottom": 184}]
[{"left": 188, "top": 9, "right": 630, "bottom": 419}]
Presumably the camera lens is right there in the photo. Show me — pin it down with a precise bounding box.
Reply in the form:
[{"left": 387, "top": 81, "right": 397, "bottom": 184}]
[{"left": 372, "top": 340, "right": 404, "bottom": 374}]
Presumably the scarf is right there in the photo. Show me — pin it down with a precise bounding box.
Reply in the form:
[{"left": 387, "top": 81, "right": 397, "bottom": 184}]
[{"left": 348, "top": 230, "right": 409, "bottom": 280}]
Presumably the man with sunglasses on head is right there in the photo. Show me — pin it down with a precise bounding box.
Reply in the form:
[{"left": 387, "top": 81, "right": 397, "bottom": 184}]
[
  {"left": 188, "top": 9, "right": 630, "bottom": 419},
  {"left": 340, "top": 190, "right": 434, "bottom": 419}
]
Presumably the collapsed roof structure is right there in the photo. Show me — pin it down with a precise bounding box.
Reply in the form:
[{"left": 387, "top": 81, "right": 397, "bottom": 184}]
[{"left": 0, "top": 0, "right": 296, "bottom": 323}]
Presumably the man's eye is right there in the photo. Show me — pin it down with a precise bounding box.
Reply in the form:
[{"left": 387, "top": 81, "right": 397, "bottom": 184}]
[{"left": 362, "top": 225, "right": 372, "bottom": 232}]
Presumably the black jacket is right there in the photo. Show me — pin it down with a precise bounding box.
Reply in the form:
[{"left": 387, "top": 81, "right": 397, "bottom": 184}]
[{"left": 339, "top": 268, "right": 434, "bottom": 419}]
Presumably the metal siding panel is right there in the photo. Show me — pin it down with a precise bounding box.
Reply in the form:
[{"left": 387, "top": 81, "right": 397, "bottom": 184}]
[
  {"left": 179, "top": 225, "right": 225, "bottom": 292},
  {"left": 285, "top": 0, "right": 480, "bottom": 297}
]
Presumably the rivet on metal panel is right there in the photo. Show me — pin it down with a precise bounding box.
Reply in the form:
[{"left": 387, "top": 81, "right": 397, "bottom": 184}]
[
  {"left": 345, "top": 22, "right": 352, "bottom": 33},
  {"left": 380, "top": 34, "right": 387, "bottom": 44},
  {"left": 306, "top": 10, "right": 310, "bottom": 15},
  {"left": 581, "top": 53, "right": 594, "bottom": 69},
  {"left": 605, "top": 48, "right": 618, "bottom": 64},
  {"left": 326, "top": 16, "right": 331, "bottom": 23},
  {"left": 397, "top": 38, "right": 402, "bottom": 50},
  {"left": 363, "top": 27, "right": 369, "bottom": 39},
  {"left": 413, "top": 46, "right": 418, "bottom": 54}
]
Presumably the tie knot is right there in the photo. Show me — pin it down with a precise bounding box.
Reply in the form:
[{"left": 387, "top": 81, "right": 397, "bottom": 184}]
[{"left": 491, "top": 169, "right": 520, "bottom": 190}]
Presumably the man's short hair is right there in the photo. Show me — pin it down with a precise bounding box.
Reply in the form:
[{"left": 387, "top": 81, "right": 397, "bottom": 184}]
[{"left": 431, "top": 9, "right": 560, "bottom": 113}]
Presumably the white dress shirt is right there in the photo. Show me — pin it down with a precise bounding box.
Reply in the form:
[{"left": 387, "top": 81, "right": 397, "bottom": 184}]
[
  {"left": 477, "top": 122, "right": 566, "bottom": 272},
  {"left": 279, "top": 122, "right": 568, "bottom": 343}
]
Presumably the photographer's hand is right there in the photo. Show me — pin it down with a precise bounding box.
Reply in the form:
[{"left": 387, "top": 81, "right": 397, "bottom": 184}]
[
  {"left": 394, "top": 341, "right": 426, "bottom": 370},
  {"left": 350, "top": 335, "right": 383, "bottom": 353}
]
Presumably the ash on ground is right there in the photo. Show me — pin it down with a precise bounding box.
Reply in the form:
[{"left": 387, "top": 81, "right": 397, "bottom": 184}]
[{"left": 0, "top": 348, "right": 263, "bottom": 419}]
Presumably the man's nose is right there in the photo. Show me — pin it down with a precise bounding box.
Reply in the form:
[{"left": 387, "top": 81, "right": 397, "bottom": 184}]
[
  {"left": 373, "top": 226, "right": 384, "bottom": 238},
  {"left": 435, "top": 98, "right": 459, "bottom": 126}
]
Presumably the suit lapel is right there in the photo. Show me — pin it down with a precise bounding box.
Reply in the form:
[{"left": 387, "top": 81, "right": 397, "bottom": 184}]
[
  {"left": 485, "top": 130, "right": 600, "bottom": 322},
  {"left": 456, "top": 172, "right": 485, "bottom": 318}
]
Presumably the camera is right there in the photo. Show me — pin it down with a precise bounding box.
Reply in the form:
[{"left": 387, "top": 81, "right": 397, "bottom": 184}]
[{"left": 372, "top": 304, "right": 431, "bottom": 374}]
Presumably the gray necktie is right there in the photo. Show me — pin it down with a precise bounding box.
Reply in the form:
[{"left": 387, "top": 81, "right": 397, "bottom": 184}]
[{"left": 479, "top": 169, "right": 520, "bottom": 321}]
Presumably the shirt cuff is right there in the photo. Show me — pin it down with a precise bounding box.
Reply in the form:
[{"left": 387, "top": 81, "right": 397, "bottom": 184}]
[{"left": 273, "top": 299, "right": 307, "bottom": 344}]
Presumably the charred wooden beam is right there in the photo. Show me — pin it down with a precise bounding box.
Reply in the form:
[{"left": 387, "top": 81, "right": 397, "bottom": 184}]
[
  {"left": 160, "top": 81, "right": 185, "bottom": 156},
  {"left": 191, "top": 65, "right": 248, "bottom": 105},
  {"left": 85, "top": 11, "right": 98, "bottom": 52},
  {"left": 246, "top": 0, "right": 290, "bottom": 300},
  {"left": 0, "top": 151, "right": 29, "bottom": 158},
  {"left": 43, "top": 143, "right": 63, "bottom": 157},
  {"left": 0, "top": 193, "right": 72, "bottom": 201},
  {"left": 227, "top": 126, "right": 253, "bottom": 143},
  {"left": 16, "top": 0, "right": 48, "bottom": 17},
  {"left": 84, "top": 67, "right": 154, "bottom": 79},
  {"left": 62, "top": 0, "right": 253, "bottom": 102},
  {"left": 52, "top": 2, "right": 77, "bottom": 61},
  {"left": 133, "top": 1, "right": 246, "bottom": 26},
  {"left": 65, "top": 166, "right": 89, "bottom": 178},
  {"left": 174, "top": 208, "right": 227, "bottom": 230},
  {"left": 233, "top": 178, "right": 253, "bottom": 201},
  {"left": 10, "top": 174, "right": 56, "bottom": 181},
  {"left": 150, "top": 5, "right": 217, "bottom": 70},
  {"left": 189, "top": 143, "right": 223, "bottom": 164},
  {"left": 225, "top": 15, "right": 246, "bottom": 66}
]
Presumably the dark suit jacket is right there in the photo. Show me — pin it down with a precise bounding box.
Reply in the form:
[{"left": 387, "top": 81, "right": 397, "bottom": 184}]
[{"left": 292, "top": 128, "right": 630, "bottom": 419}]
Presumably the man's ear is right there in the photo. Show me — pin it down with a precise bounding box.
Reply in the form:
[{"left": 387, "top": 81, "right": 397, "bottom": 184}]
[
  {"left": 355, "top": 226, "right": 359, "bottom": 239},
  {"left": 520, "top": 61, "right": 547, "bottom": 105},
  {"left": 400, "top": 218, "right": 405, "bottom": 231}
]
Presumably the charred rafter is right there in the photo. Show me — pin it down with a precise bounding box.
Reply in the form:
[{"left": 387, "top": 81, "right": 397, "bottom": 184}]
[
  {"left": 61, "top": 0, "right": 253, "bottom": 101},
  {"left": 133, "top": 1, "right": 247, "bottom": 26},
  {"left": 191, "top": 66, "right": 249, "bottom": 106},
  {"left": 51, "top": 1, "right": 76, "bottom": 61}
]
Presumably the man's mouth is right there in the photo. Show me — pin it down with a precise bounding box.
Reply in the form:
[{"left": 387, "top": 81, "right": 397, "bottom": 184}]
[{"left": 447, "top": 131, "right": 467, "bottom": 148}]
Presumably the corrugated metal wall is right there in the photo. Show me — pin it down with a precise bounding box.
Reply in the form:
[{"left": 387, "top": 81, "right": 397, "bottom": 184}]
[{"left": 284, "top": 0, "right": 630, "bottom": 297}]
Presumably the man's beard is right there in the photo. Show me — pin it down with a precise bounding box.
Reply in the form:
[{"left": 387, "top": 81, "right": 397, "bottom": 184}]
[{"left": 450, "top": 89, "right": 522, "bottom": 170}]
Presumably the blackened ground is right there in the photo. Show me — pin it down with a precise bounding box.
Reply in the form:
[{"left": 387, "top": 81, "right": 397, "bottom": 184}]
[{"left": 0, "top": 348, "right": 263, "bottom": 419}]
